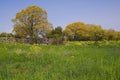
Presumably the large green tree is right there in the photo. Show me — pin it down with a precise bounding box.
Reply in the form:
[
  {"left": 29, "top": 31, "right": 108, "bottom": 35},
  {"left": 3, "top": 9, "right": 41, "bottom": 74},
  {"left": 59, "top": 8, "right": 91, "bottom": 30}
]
[{"left": 12, "top": 6, "right": 52, "bottom": 43}]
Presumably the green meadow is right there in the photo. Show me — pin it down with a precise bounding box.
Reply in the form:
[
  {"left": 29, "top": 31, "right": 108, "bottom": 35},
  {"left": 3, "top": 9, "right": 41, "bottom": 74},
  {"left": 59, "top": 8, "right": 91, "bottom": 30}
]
[{"left": 0, "top": 41, "right": 120, "bottom": 80}]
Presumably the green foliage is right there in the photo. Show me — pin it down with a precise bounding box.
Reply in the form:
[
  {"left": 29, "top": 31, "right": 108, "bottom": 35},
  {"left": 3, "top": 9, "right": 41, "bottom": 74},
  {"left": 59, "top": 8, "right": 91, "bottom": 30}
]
[
  {"left": 12, "top": 6, "right": 53, "bottom": 44},
  {"left": 88, "top": 24, "right": 105, "bottom": 41},
  {"left": 106, "top": 29, "right": 118, "bottom": 40},
  {"left": 64, "top": 22, "right": 120, "bottom": 41},
  {"left": 0, "top": 32, "right": 13, "bottom": 37},
  {"left": 64, "top": 22, "right": 89, "bottom": 41},
  {"left": 66, "top": 40, "right": 120, "bottom": 48},
  {"left": 47, "top": 26, "right": 64, "bottom": 45}
]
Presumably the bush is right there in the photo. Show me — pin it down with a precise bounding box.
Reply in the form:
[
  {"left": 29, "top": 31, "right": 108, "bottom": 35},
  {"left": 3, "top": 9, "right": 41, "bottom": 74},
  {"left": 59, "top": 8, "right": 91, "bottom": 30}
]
[{"left": 29, "top": 44, "right": 42, "bottom": 55}]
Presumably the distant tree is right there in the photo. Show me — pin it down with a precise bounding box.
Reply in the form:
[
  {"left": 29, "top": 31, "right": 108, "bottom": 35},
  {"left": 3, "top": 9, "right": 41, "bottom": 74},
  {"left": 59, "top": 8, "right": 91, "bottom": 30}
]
[
  {"left": 51, "top": 26, "right": 62, "bottom": 36},
  {"left": 64, "top": 22, "right": 120, "bottom": 41},
  {"left": 64, "top": 22, "right": 89, "bottom": 41},
  {"left": 106, "top": 29, "right": 117, "bottom": 40},
  {"left": 0, "top": 32, "right": 13, "bottom": 37},
  {"left": 116, "top": 31, "right": 120, "bottom": 40},
  {"left": 47, "top": 26, "right": 63, "bottom": 45},
  {"left": 87, "top": 24, "right": 105, "bottom": 41},
  {"left": 12, "top": 6, "right": 52, "bottom": 44}
]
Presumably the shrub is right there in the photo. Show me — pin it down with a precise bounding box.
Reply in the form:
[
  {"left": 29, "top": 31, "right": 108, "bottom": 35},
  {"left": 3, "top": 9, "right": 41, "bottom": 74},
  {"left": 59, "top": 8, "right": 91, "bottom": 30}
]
[{"left": 29, "top": 44, "right": 41, "bottom": 55}]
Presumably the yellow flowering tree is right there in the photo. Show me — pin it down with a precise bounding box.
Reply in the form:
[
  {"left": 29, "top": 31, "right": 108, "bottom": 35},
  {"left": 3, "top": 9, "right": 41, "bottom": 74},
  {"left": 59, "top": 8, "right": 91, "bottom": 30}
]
[
  {"left": 64, "top": 22, "right": 89, "bottom": 41},
  {"left": 12, "top": 6, "right": 53, "bottom": 43}
]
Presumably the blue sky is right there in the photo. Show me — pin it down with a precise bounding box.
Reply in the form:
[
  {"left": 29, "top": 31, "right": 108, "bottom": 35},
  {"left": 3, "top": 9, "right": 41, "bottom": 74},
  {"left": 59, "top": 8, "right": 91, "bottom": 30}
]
[{"left": 0, "top": 0, "right": 120, "bottom": 33}]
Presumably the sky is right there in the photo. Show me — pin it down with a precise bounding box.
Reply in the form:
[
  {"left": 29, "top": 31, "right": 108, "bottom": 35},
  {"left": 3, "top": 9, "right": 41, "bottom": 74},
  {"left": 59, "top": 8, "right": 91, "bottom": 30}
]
[{"left": 0, "top": 0, "right": 120, "bottom": 33}]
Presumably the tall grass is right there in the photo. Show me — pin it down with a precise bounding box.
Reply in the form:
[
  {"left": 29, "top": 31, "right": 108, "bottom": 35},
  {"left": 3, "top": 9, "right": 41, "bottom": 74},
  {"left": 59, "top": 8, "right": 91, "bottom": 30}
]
[{"left": 0, "top": 42, "right": 120, "bottom": 80}]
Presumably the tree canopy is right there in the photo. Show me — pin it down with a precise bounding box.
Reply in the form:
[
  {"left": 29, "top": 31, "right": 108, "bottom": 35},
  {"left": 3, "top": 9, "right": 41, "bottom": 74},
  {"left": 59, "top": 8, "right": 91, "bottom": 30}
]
[
  {"left": 12, "top": 6, "right": 53, "bottom": 43},
  {"left": 64, "top": 22, "right": 89, "bottom": 41},
  {"left": 64, "top": 22, "right": 120, "bottom": 41}
]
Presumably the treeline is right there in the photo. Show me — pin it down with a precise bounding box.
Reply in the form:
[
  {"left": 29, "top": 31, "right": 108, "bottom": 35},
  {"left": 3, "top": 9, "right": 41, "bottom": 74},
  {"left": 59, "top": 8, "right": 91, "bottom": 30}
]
[
  {"left": 46, "top": 22, "right": 120, "bottom": 44},
  {"left": 0, "top": 32, "right": 13, "bottom": 37},
  {"left": 1, "top": 22, "right": 120, "bottom": 44},
  {"left": 63, "top": 22, "right": 120, "bottom": 41},
  {"left": 1, "top": 6, "right": 120, "bottom": 44}
]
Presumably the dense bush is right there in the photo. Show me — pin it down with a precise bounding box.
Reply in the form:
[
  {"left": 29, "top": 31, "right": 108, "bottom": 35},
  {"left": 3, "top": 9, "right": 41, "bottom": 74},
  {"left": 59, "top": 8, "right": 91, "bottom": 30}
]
[{"left": 66, "top": 40, "right": 120, "bottom": 47}]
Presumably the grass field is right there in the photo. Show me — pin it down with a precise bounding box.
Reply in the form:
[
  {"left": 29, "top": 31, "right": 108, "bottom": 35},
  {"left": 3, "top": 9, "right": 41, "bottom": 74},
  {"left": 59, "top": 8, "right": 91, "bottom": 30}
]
[{"left": 0, "top": 42, "right": 120, "bottom": 80}]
